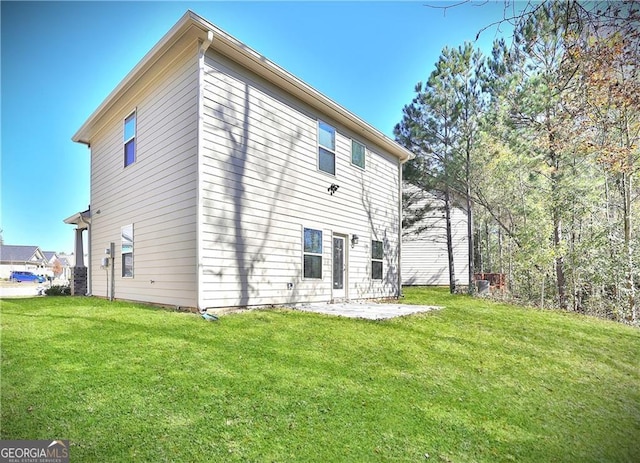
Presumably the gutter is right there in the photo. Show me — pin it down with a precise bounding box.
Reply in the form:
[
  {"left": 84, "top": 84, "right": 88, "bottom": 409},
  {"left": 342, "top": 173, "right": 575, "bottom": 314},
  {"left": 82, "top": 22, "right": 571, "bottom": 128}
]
[
  {"left": 72, "top": 10, "right": 415, "bottom": 163},
  {"left": 71, "top": 11, "right": 198, "bottom": 145},
  {"left": 397, "top": 152, "right": 414, "bottom": 297},
  {"left": 192, "top": 15, "right": 414, "bottom": 163}
]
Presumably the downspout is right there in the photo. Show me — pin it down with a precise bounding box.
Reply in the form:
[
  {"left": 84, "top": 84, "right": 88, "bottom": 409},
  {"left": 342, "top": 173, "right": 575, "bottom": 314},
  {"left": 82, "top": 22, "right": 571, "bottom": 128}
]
[
  {"left": 197, "top": 30, "right": 214, "bottom": 312},
  {"left": 86, "top": 220, "right": 92, "bottom": 295},
  {"left": 397, "top": 152, "right": 413, "bottom": 297}
]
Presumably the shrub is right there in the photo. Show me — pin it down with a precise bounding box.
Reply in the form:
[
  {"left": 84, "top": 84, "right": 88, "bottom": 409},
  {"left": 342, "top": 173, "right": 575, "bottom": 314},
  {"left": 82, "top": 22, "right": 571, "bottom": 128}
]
[{"left": 45, "top": 285, "right": 71, "bottom": 296}]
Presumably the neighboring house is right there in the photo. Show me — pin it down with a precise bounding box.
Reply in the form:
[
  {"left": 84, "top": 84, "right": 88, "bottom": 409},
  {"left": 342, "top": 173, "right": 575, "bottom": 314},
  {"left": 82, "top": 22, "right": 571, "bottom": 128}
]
[
  {"left": 42, "top": 251, "right": 58, "bottom": 278},
  {"left": 43, "top": 251, "right": 58, "bottom": 263},
  {"left": 43, "top": 251, "right": 72, "bottom": 280},
  {"left": 56, "top": 255, "right": 73, "bottom": 281},
  {"left": 401, "top": 184, "right": 469, "bottom": 287},
  {"left": 0, "top": 245, "right": 48, "bottom": 279},
  {"left": 67, "top": 11, "right": 413, "bottom": 310},
  {"left": 57, "top": 251, "right": 85, "bottom": 268}
]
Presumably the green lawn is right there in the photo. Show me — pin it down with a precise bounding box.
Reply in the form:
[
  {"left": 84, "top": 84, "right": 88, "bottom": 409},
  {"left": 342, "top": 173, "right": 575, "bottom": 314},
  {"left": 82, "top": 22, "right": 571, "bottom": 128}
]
[{"left": 1, "top": 288, "right": 639, "bottom": 462}]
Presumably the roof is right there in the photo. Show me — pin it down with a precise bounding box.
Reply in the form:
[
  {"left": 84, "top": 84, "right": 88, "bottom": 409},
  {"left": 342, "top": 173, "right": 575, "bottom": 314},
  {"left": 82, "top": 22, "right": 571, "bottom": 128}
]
[
  {"left": 72, "top": 10, "right": 414, "bottom": 163},
  {"left": 403, "top": 182, "right": 468, "bottom": 212},
  {"left": 0, "top": 245, "right": 44, "bottom": 263},
  {"left": 43, "top": 251, "right": 58, "bottom": 261},
  {"left": 64, "top": 209, "right": 91, "bottom": 230}
]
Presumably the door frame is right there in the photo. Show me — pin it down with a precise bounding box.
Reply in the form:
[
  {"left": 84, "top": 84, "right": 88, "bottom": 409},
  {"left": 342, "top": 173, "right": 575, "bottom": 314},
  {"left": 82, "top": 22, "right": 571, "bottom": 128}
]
[{"left": 332, "top": 233, "right": 348, "bottom": 300}]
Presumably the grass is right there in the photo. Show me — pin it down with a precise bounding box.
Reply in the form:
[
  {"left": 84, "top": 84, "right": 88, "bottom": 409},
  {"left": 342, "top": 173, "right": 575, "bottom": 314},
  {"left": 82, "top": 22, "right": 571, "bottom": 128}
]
[{"left": 1, "top": 288, "right": 639, "bottom": 462}]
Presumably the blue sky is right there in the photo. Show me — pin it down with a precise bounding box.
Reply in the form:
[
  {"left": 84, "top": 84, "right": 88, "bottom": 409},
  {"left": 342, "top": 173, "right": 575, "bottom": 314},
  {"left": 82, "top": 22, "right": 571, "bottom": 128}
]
[{"left": 1, "top": 1, "right": 512, "bottom": 253}]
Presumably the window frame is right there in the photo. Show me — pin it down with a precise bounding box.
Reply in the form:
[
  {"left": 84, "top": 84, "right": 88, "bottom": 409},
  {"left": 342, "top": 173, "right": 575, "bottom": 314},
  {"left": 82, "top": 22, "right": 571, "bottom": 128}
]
[
  {"left": 351, "top": 139, "right": 366, "bottom": 170},
  {"left": 124, "top": 111, "right": 137, "bottom": 167},
  {"left": 121, "top": 224, "right": 134, "bottom": 278},
  {"left": 317, "top": 120, "right": 336, "bottom": 176},
  {"left": 303, "top": 227, "right": 323, "bottom": 280},
  {"left": 371, "top": 240, "right": 383, "bottom": 280}
]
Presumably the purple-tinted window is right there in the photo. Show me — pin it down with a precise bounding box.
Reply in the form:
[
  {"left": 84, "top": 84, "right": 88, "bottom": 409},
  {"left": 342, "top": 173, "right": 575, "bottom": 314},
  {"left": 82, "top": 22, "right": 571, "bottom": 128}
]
[
  {"left": 124, "top": 139, "right": 135, "bottom": 167},
  {"left": 124, "top": 112, "right": 136, "bottom": 167}
]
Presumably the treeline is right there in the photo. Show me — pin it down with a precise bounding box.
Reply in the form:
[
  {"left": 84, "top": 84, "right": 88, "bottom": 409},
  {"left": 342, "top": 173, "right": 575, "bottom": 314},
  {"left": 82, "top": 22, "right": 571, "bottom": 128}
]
[{"left": 395, "top": 1, "right": 639, "bottom": 323}]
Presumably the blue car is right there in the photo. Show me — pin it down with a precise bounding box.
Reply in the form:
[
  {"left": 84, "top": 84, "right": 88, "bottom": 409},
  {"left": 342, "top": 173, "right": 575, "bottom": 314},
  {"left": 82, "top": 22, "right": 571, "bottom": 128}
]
[{"left": 10, "top": 271, "right": 46, "bottom": 283}]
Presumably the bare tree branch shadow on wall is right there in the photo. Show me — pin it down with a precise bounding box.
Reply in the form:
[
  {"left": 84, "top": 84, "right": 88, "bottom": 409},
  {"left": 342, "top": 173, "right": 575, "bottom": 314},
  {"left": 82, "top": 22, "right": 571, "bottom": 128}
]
[
  {"left": 359, "top": 170, "right": 400, "bottom": 297},
  {"left": 402, "top": 187, "right": 446, "bottom": 239},
  {"left": 202, "top": 69, "right": 303, "bottom": 306}
]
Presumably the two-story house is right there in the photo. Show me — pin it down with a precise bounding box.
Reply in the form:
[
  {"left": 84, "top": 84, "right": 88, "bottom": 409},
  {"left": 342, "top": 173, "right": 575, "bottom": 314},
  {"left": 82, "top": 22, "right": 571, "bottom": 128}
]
[{"left": 67, "top": 10, "right": 413, "bottom": 310}]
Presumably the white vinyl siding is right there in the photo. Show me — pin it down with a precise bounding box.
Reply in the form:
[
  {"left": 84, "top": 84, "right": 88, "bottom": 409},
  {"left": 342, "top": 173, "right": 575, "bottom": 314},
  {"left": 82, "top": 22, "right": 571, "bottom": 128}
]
[
  {"left": 401, "top": 186, "right": 470, "bottom": 286},
  {"left": 89, "top": 35, "right": 200, "bottom": 308},
  {"left": 199, "top": 49, "right": 401, "bottom": 308}
]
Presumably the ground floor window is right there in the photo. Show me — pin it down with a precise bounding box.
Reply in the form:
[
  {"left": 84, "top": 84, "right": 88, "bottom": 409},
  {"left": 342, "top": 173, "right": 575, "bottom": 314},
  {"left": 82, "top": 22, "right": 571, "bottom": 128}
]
[
  {"left": 122, "top": 224, "right": 134, "bottom": 278},
  {"left": 371, "top": 240, "right": 383, "bottom": 280},
  {"left": 303, "top": 228, "right": 323, "bottom": 279}
]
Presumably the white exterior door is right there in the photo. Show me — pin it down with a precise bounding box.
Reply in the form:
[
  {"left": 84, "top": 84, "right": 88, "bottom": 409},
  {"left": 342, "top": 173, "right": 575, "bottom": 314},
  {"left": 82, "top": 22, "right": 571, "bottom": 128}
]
[{"left": 332, "top": 235, "right": 347, "bottom": 299}]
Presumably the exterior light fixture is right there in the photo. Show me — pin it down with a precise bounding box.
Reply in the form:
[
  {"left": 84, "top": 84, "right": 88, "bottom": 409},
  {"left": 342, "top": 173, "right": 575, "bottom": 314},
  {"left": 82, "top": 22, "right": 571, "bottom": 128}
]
[
  {"left": 328, "top": 183, "right": 339, "bottom": 195},
  {"left": 351, "top": 234, "right": 359, "bottom": 248}
]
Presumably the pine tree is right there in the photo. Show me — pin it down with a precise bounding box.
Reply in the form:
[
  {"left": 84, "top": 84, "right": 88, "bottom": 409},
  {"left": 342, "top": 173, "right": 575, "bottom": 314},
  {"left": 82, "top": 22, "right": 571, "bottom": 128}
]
[{"left": 395, "top": 44, "right": 486, "bottom": 294}]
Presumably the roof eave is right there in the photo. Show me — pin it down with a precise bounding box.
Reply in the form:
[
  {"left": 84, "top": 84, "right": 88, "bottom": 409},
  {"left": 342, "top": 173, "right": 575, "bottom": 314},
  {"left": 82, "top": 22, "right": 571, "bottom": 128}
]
[
  {"left": 64, "top": 210, "right": 91, "bottom": 229},
  {"left": 72, "top": 10, "right": 414, "bottom": 162},
  {"left": 72, "top": 11, "right": 199, "bottom": 144},
  {"left": 195, "top": 15, "right": 414, "bottom": 162}
]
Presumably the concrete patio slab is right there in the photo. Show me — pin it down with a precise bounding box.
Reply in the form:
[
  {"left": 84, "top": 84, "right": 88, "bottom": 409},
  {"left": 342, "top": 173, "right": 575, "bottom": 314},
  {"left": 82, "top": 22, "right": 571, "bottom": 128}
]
[{"left": 295, "top": 302, "right": 442, "bottom": 320}]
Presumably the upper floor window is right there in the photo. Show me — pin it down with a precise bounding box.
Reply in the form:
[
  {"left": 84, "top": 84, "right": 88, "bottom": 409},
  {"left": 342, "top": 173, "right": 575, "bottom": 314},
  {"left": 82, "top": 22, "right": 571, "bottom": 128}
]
[
  {"left": 124, "top": 111, "right": 136, "bottom": 167},
  {"left": 371, "top": 240, "right": 383, "bottom": 280},
  {"left": 351, "top": 140, "right": 366, "bottom": 169},
  {"left": 318, "top": 121, "right": 335, "bottom": 175}
]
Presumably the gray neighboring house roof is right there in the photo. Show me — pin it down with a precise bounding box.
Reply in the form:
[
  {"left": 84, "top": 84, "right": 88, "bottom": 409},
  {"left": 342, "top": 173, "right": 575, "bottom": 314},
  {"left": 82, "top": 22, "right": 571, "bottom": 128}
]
[
  {"left": 0, "top": 245, "right": 45, "bottom": 264},
  {"left": 44, "top": 252, "right": 71, "bottom": 267},
  {"left": 43, "top": 251, "right": 58, "bottom": 262}
]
